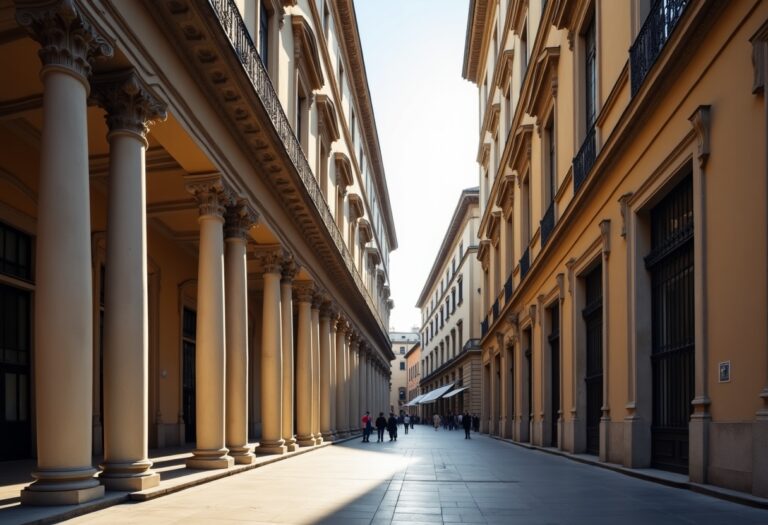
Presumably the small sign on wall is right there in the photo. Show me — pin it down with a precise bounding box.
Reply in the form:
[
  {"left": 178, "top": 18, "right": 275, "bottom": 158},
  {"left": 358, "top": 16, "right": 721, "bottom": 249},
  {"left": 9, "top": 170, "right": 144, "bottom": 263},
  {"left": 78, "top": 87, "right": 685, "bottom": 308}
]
[{"left": 718, "top": 361, "right": 731, "bottom": 383}]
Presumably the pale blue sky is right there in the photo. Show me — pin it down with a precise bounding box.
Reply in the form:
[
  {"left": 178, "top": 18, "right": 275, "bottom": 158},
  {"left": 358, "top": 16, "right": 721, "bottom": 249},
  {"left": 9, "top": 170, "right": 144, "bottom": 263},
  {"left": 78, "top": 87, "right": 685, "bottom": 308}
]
[{"left": 355, "top": 0, "right": 478, "bottom": 332}]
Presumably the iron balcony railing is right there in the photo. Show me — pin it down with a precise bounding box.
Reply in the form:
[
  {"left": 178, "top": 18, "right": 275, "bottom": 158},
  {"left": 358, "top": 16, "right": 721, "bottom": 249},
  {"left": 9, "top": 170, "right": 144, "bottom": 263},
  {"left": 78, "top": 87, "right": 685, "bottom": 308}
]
[
  {"left": 504, "top": 274, "right": 513, "bottom": 302},
  {"left": 629, "top": 0, "right": 690, "bottom": 96},
  {"left": 519, "top": 246, "right": 530, "bottom": 280},
  {"left": 208, "top": 0, "right": 386, "bottom": 333},
  {"left": 481, "top": 317, "right": 489, "bottom": 337},
  {"left": 492, "top": 298, "right": 499, "bottom": 323},
  {"left": 573, "top": 123, "right": 596, "bottom": 192},
  {"left": 540, "top": 201, "right": 555, "bottom": 247}
]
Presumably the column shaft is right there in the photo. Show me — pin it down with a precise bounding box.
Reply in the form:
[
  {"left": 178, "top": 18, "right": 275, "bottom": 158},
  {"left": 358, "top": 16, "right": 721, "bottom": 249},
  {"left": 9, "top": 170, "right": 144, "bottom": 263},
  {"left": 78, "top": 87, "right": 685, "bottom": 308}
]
[
  {"left": 258, "top": 255, "right": 287, "bottom": 455},
  {"left": 225, "top": 203, "right": 257, "bottom": 465},
  {"left": 98, "top": 70, "right": 166, "bottom": 489},
  {"left": 186, "top": 182, "right": 232, "bottom": 470},
  {"left": 329, "top": 319, "right": 338, "bottom": 438},
  {"left": 22, "top": 17, "right": 105, "bottom": 504},
  {"left": 320, "top": 310, "right": 333, "bottom": 440},
  {"left": 281, "top": 264, "right": 297, "bottom": 451},
  {"left": 311, "top": 301, "right": 322, "bottom": 443},
  {"left": 295, "top": 287, "right": 314, "bottom": 446},
  {"left": 335, "top": 323, "right": 348, "bottom": 436}
]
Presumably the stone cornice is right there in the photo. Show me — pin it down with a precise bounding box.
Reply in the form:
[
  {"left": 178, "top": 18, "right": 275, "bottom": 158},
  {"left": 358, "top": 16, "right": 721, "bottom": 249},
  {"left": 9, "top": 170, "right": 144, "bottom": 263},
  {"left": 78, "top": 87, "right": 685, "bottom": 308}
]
[
  {"left": 415, "top": 187, "right": 479, "bottom": 307},
  {"left": 315, "top": 94, "right": 339, "bottom": 143},
  {"left": 333, "top": 151, "right": 354, "bottom": 188},
  {"left": 348, "top": 192, "right": 364, "bottom": 221},
  {"left": 331, "top": 0, "right": 397, "bottom": 251},
  {"left": 461, "top": 0, "right": 491, "bottom": 83},
  {"left": 291, "top": 14, "right": 323, "bottom": 91},
  {"left": 357, "top": 217, "right": 373, "bottom": 243},
  {"left": 523, "top": 46, "right": 560, "bottom": 119}
]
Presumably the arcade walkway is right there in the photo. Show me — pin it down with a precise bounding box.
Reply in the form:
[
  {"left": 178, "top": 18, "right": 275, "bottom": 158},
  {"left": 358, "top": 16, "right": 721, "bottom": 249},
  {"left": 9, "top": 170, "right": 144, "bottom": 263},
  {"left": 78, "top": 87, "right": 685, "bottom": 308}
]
[{"left": 35, "top": 427, "right": 768, "bottom": 523}]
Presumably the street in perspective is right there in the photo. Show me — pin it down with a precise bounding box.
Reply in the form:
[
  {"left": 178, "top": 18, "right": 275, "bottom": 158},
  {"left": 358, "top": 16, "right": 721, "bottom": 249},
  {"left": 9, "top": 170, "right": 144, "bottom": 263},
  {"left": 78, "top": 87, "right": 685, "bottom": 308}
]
[{"left": 1, "top": 0, "right": 767, "bottom": 523}]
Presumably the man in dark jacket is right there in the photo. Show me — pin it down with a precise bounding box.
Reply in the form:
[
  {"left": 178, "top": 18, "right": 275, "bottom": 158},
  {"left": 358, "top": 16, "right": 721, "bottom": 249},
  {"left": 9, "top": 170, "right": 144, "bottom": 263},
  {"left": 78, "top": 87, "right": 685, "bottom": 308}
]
[
  {"left": 387, "top": 413, "right": 398, "bottom": 441},
  {"left": 375, "top": 412, "right": 387, "bottom": 443},
  {"left": 463, "top": 411, "right": 472, "bottom": 439}
]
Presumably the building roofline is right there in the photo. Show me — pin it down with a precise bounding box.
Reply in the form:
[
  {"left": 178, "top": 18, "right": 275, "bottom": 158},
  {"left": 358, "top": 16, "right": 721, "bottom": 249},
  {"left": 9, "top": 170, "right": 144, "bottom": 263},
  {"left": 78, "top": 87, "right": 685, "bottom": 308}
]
[{"left": 415, "top": 187, "right": 479, "bottom": 307}]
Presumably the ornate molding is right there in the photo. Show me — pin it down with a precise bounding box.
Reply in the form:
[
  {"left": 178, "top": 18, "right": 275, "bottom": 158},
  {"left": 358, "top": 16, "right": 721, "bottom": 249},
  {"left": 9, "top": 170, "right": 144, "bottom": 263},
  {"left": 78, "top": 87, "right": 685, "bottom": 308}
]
[
  {"left": 184, "top": 173, "right": 235, "bottom": 218},
  {"left": 91, "top": 69, "right": 167, "bottom": 140},
  {"left": 689, "top": 105, "right": 712, "bottom": 169},
  {"left": 293, "top": 281, "right": 315, "bottom": 303},
  {"left": 253, "top": 247, "right": 285, "bottom": 275},
  {"left": 280, "top": 252, "right": 297, "bottom": 283},
  {"left": 600, "top": 219, "right": 611, "bottom": 256},
  {"left": 16, "top": 0, "right": 113, "bottom": 81},
  {"left": 291, "top": 14, "right": 324, "bottom": 91},
  {"left": 225, "top": 198, "right": 258, "bottom": 240},
  {"left": 618, "top": 193, "right": 633, "bottom": 239},
  {"left": 556, "top": 273, "right": 565, "bottom": 302},
  {"left": 528, "top": 303, "right": 537, "bottom": 326},
  {"left": 565, "top": 258, "right": 575, "bottom": 295}
]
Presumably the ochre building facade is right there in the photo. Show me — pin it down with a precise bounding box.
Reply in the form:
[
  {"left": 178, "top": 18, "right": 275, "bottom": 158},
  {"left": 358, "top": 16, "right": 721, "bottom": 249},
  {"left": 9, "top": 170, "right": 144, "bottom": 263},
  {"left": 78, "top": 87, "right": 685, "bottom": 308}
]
[
  {"left": 0, "top": 0, "right": 396, "bottom": 505},
  {"left": 416, "top": 188, "right": 483, "bottom": 420},
  {"left": 389, "top": 331, "right": 418, "bottom": 414},
  {"left": 463, "top": 0, "right": 768, "bottom": 497}
]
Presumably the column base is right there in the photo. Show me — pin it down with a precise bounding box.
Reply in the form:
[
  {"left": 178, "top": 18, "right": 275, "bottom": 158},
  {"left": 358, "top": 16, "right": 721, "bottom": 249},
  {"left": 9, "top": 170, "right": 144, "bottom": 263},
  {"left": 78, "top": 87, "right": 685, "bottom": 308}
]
[
  {"left": 186, "top": 448, "right": 234, "bottom": 470},
  {"left": 256, "top": 444, "right": 288, "bottom": 455},
  {"left": 314, "top": 435, "right": 324, "bottom": 445},
  {"left": 22, "top": 466, "right": 104, "bottom": 506},
  {"left": 21, "top": 484, "right": 104, "bottom": 506},
  {"left": 321, "top": 431, "right": 335, "bottom": 442},
  {"left": 100, "top": 472, "right": 160, "bottom": 492},
  {"left": 228, "top": 446, "right": 256, "bottom": 465},
  {"left": 286, "top": 442, "right": 300, "bottom": 452},
  {"left": 296, "top": 434, "right": 316, "bottom": 447}
]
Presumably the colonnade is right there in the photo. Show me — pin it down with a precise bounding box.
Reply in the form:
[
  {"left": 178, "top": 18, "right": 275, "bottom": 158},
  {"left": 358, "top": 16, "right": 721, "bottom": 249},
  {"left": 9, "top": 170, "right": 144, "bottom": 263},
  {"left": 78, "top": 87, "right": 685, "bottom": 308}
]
[{"left": 15, "top": 0, "right": 392, "bottom": 506}]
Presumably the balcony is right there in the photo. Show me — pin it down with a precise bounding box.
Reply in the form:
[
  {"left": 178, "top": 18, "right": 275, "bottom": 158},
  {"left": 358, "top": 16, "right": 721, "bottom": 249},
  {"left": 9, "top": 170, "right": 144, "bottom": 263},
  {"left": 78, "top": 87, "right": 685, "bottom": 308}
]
[
  {"left": 573, "top": 124, "right": 596, "bottom": 192},
  {"left": 629, "top": 0, "right": 690, "bottom": 96},
  {"left": 504, "top": 274, "right": 513, "bottom": 302},
  {"left": 540, "top": 201, "right": 555, "bottom": 247},
  {"left": 519, "top": 247, "right": 530, "bottom": 280}
]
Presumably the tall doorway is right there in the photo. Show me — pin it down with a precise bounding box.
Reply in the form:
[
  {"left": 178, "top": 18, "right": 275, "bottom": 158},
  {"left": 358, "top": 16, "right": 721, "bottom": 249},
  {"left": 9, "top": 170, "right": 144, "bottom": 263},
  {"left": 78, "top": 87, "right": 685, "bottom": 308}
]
[
  {"left": 647, "top": 175, "right": 694, "bottom": 474},
  {"left": 182, "top": 307, "right": 197, "bottom": 444},
  {"left": 583, "top": 264, "right": 603, "bottom": 456},
  {"left": 548, "top": 305, "right": 560, "bottom": 447},
  {"left": 0, "top": 222, "right": 33, "bottom": 460}
]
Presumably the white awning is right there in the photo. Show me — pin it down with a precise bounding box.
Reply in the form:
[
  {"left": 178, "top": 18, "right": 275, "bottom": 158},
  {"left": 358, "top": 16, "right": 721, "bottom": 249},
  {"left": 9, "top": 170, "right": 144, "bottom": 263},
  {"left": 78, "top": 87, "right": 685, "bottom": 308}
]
[
  {"left": 403, "top": 393, "right": 426, "bottom": 407},
  {"left": 419, "top": 383, "right": 455, "bottom": 403},
  {"left": 442, "top": 386, "right": 468, "bottom": 398}
]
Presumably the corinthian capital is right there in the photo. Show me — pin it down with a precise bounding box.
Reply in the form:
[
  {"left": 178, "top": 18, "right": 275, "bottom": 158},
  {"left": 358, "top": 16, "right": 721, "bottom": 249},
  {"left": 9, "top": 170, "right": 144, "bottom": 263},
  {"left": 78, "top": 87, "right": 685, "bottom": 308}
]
[
  {"left": 91, "top": 69, "right": 167, "bottom": 140},
  {"left": 253, "top": 247, "right": 286, "bottom": 275},
  {"left": 184, "top": 173, "right": 234, "bottom": 218},
  {"left": 293, "top": 281, "right": 315, "bottom": 304},
  {"left": 225, "top": 199, "right": 258, "bottom": 240},
  {"left": 17, "top": 0, "right": 113, "bottom": 81}
]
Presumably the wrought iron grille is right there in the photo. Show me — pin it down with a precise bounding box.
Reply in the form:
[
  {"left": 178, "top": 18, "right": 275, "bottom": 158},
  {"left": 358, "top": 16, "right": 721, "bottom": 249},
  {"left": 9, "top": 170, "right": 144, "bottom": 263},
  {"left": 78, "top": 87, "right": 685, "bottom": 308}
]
[
  {"left": 573, "top": 124, "right": 596, "bottom": 193},
  {"left": 519, "top": 247, "right": 530, "bottom": 280},
  {"left": 504, "top": 274, "right": 513, "bottom": 302},
  {"left": 208, "top": 0, "right": 386, "bottom": 332},
  {"left": 645, "top": 175, "right": 694, "bottom": 474},
  {"left": 583, "top": 265, "right": 603, "bottom": 456},
  {"left": 540, "top": 201, "right": 555, "bottom": 247},
  {"left": 629, "top": 0, "right": 690, "bottom": 96}
]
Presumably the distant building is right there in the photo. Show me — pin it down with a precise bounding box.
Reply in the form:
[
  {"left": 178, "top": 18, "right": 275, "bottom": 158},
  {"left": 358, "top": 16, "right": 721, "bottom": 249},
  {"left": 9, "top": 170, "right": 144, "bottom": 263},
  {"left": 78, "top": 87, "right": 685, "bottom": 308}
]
[
  {"left": 389, "top": 331, "right": 420, "bottom": 413},
  {"left": 416, "top": 188, "right": 483, "bottom": 418},
  {"left": 404, "top": 342, "right": 422, "bottom": 418}
]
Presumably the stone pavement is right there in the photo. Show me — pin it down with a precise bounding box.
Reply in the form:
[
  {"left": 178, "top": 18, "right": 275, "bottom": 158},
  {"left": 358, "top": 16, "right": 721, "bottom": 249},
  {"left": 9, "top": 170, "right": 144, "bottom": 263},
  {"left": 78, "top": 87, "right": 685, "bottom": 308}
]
[{"left": 52, "top": 426, "right": 768, "bottom": 524}]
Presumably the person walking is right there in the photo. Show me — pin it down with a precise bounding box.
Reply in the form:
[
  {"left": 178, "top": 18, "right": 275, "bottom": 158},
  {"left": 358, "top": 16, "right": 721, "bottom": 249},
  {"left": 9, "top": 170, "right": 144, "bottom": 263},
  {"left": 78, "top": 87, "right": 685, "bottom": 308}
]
[
  {"left": 433, "top": 413, "right": 441, "bottom": 431},
  {"left": 375, "top": 412, "right": 387, "bottom": 443},
  {"left": 472, "top": 414, "right": 480, "bottom": 433},
  {"left": 361, "top": 411, "right": 372, "bottom": 442},
  {"left": 410, "top": 416, "right": 415, "bottom": 430},
  {"left": 403, "top": 414, "right": 410, "bottom": 434},
  {"left": 387, "top": 413, "right": 398, "bottom": 441},
  {"left": 463, "top": 411, "right": 472, "bottom": 439}
]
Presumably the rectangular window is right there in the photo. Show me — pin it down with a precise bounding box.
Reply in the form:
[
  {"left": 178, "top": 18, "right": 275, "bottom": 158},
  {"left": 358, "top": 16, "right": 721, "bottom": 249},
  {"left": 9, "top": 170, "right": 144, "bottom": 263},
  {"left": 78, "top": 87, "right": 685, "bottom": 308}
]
[
  {"left": 0, "top": 222, "right": 32, "bottom": 281},
  {"left": 259, "top": 1, "right": 269, "bottom": 69},
  {"left": 547, "top": 117, "right": 556, "bottom": 204},
  {"left": 458, "top": 279, "right": 463, "bottom": 304},
  {"left": 350, "top": 110, "right": 356, "bottom": 144},
  {"left": 521, "top": 23, "right": 528, "bottom": 78},
  {"left": 400, "top": 362, "right": 405, "bottom": 370},
  {"left": 338, "top": 60, "right": 344, "bottom": 99},
  {"left": 585, "top": 16, "right": 597, "bottom": 129},
  {"left": 400, "top": 346, "right": 405, "bottom": 354},
  {"left": 323, "top": 1, "right": 330, "bottom": 40}
]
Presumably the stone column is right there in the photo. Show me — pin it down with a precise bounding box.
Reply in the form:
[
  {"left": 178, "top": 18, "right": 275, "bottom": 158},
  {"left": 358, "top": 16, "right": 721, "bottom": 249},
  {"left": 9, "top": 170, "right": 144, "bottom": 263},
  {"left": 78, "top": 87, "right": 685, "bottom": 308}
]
[
  {"left": 184, "top": 174, "right": 234, "bottom": 470},
  {"left": 17, "top": 1, "right": 112, "bottom": 505},
  {"left": 335, "top": 319, "right": 348, "bottom": 437},
  {"left": 281, "top": 257, "right": 298, "bottom": 451},
  {"left": 311, "top": 294, "right": 323, "bottom": 443},
  {"left": 224, "top": 201, "right": 258, "bottom": 465},
  {"left": 294, "top": 283, "right": 315, "bottom": 446},
  {"left": 94, "top": 70, "right": 166, "bottom": 490},
  {"left": 256, "top": 250, "right": 287, "bottom": 455},
  {"left": 328, "top": 312, "right": 338, "bottom": 438},
  {"left": 343, "top": 329, "right": 353, "bottom": 434},
  {"left": 359, "top": 346, "right": 367, "bottom": 415},
  {"left": 319, "top": 303, "right": 333, "bottom": 440},
  {"left": 349, "top": 337, "right": 360, "bottom": 432}
]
